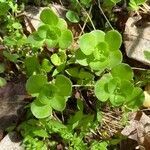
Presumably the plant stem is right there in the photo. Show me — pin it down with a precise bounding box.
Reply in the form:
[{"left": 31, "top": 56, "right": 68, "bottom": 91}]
[
  {"left": 76, "top": 0, "right": 96, "bottom": 30},
  {"left": 97, "top": 0, "right": 114, "bottom": 30}
]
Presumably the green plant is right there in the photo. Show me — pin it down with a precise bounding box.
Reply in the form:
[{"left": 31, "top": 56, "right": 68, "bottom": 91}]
[
  {"left": 0, "top": 1, "right": 146, "bottom": 149},
  {"left": 129, "top": 0, "right": 147, "bottom": 10},
  {"left": 18, "top": 7, "right": 145, "bottom": 149}
]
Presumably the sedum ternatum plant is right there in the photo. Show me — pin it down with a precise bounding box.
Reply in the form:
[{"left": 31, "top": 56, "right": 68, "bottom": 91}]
[{"left": 5, "top": 6, "right": 143, "bottom": 149}]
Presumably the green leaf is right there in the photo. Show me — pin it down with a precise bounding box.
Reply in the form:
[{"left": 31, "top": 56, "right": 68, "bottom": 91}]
[
  {"left": 144, "top": 50, "right": 150, "bottom": 60},
  {"left": 0, "top": 2, "right": 9, "bottom": 16},
  {"left": 0, "top": 63, "right": 5, "bottom": 73},
  {"left": 91, "top": 30, "right": 105, "bottom": 44},
  {"left": 31, "top": 99, "right": 52, "bottom": 118},
  {"left": 126, "top": 87, "right": 144, "bottom": 109},
  {"left": 66, "top": 10, "right": 80, "bottom": 23},
  {"left": 81, "top": 0, "right": 92, "bottom": 6},
  {"left": 91, "top": 140, "right": 108, "bottom": 150},
  {"left": 3, "top": 51, "right": 19, "bottom": 63},
  {"left": 111, "top": 63, "right": 133, "bottom": 81},
  {"left": 93, "top": 42, "right": 109, "bottom": 60},
  {"left": 66, "top": 67, "right": 79, "bottom": 78},
  {"left": 40, "top": 8, "right": 58, "bottom": 26},
  {"left": 59, "top": 29, "right": 73, "bottom": 49},
  {"left": 41, "top": 59, "right": 53, "bottom": 72},
  {"left": 97, "top": 111, "right": 103, "bottom": 123},
  {"left": 95, "top": 73, "right": 112, "bottom": 102},
  {"left": 0, "top": 77, "right": 6, "bottom": 87},
  {"left": 45, "top": 39, "right": 57, "bottom": 48},
  {"left": 33, "top": 129, "right": 48, "bottom": 138},
  {"left": 89, "top": 60, "right": 108, "bottom": 72},
  {"left": 110, "top": 94, "right": 125, "bottom": 107},
  {"left": 129, "top": 0, "right": 146, "bottom": 10},
  {"left": 25, "top": 56, "right": 40, "bottom": 76},
  {"left": 51, "top": 53, "right": 61, "bottom": 66},
  {"left": 38, "top": 84, "right": 56, "bottom": 105},
  {"left": 28, "top": 32, "right": 44, "bottom": 48},
  {"left": 79, "top": 68, "right": 94, "bottom": 79},
  {"left": 37, "top": 25, "right": 49, "bottom": 39},
  {"left": 12, "top": 22, "right": 22, "bottom": 29},
  {"left": 120, "top": 80, "right": 134, "bottom": 97},
  {"left": 68, "top": 111, "right": 83, "bottom": 129},
  {"left": 49, "top": 95, "right": 66, "bottom": 111},
  {"left": 46, "top": 27, "right": 61, "bottom": 40},
  {"left": 105, "top": 30, "right": 122, "bottom": 51},
  {"left": 75, "top": 49, "right": 88, "bottom": 66},
  {"left": 111, "top": 0, "right": 121, "bottom": 3},
  {"left": 55, "top": 75, "right": 72, "bottom": 97},
  {"left": 57, "top": 18, "right": 68, "bottom": 29},
  {"left": 79, "top": 33, "right": 96, "bottom": 55},
  {"left": 52, "top": 64, "right": 65, "bottom": 76},
  {"left": 107, "top": 78, "right": 118, "bottom": 94},
  {"left": 26, "top": 74, "right": 47, "bottom": 96},
  {"left": 58, "top": 51, "right": 67, "bottom": 63},
  {"left": 108, "top": 50, "right": 122, "bottom": 68}
]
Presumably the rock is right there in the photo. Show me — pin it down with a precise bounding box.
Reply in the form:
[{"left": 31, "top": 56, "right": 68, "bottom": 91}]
[
  {"left": 124, "top": 14, "right": 150, "bottom": 65},
  {"left": 121, "top": 112, "right": 150, "bottom": 150},
  {"left": 0, "top": 132, "right": 23, "bottom": 150},
  {"left": 0, "top": 81, "right": 27, "bottom": 130},
  {"left": 24, "top": 4, "right": 66, "bottom": 33}
]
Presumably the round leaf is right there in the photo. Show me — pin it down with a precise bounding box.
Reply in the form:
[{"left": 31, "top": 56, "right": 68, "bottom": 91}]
[
  {"left": 107, "top": 78, "right": 118, "bottom": 94},
  {"left": 108, "top": 50, "right": 122, "bottom": 68},
  {"left": 93, "top": 42, "right": 109, "bottom": 61},
  {"left": 26, "top": 74, "right": 47, "bottom": 96},
  {"left": 38, "top": 84, "right": 56, "bottom": 105},
  {"left": 37, "top": 25, "right": 49, "bottom": 39},
  {"left": 89, "top": 60, "right": 108, "bottom": 71},
  {"left": 55, "top": 75, "right": 72, "bottom": 97},
  {"left": 66, "top": 10, "right": 79, "bottom": 23},
  {"left": 120, "top": 80, "right": 134, "bottom": 97},
  {"left": 45, "top": 39, "right": 57, "bottom": 48},
  {"left": 31, "top": 100, "right": 52, "bottom": 118},
  {"left": 40, "top": 8, "right": 58, "bottom": 26},
  {"left": 111, "top": 63, "right": 133, "bottom": 81},
  {"left": 41, "top": 59, "right": 53, "bottom": 72},
  {"left": 110, "top": 94, "right": 126, "bottom": 107},
  {"left": 79, "top": 33, "right": 96, "bottom": 55},
  {"left": 25, "top": 56, "right": 40, "bottom": 76},
  {"left": 57, "top": 18, "right": 68, "bottom": 29},
  {"left": 59, "top": 29, "right": 73, "bottom": 49},
  {"left": 51, "top": 53, "right": 61, "bottom": 66},
  {"left": 91, "top": 30, "right": 105, "bottom": 44},
  {"left": 94, "top": 74, "right": 112, "bottom": 102},
  {"left": 49, "top": 95, "right": 66, "bottom": 111},
  {"left": 126, "top": 87, "right": 144, "bottom": 109},
  {"left": 105, "top": 30, "right": 122, "bottom": 51}
]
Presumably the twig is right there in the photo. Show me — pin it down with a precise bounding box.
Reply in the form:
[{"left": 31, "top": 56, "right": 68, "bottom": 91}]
[
  {"left": 131, "top": 67, "right": 149, "bottom": 71},
  {"left": 79, "top": 5, "right": 93, "bottom": 36},
  {"left": 97, "top": 0, "right": 114, "bottom": 30},
  {"left": 76, "top": 0, "right": 96, "bottom": 30}
]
